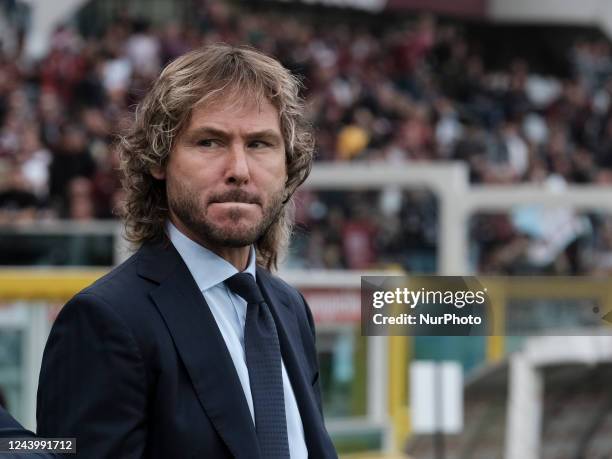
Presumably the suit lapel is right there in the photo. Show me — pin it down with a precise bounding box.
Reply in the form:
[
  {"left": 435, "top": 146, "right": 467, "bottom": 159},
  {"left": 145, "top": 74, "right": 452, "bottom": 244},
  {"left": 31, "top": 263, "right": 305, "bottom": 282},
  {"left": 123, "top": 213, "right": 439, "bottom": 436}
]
[
  {"left": 139, "top": 242, "right": 260, "bottom": 459},
  {"left": 257, "top": 268, "right": 333, "bottom": 458}
]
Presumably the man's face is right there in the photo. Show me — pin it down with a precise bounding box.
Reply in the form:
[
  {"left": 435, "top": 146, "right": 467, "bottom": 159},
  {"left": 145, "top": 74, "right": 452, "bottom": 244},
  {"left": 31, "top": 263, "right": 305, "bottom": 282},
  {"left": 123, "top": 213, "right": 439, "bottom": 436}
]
[{"left": 153, "top": 97, "right": 287, "bottom": 250}]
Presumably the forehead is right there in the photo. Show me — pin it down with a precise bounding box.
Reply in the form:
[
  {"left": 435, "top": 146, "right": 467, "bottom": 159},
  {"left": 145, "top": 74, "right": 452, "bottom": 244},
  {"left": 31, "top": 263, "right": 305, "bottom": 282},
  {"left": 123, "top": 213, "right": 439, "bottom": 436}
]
[{"left": 184, "top": 96, "right": 282, "bottom": 135}]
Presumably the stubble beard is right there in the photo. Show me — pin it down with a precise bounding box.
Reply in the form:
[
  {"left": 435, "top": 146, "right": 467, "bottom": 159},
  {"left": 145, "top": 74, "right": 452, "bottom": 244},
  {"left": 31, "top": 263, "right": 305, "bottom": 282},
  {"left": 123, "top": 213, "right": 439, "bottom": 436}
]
[{"left": 168, "top": 182, "right": 285, "bottom": 249}]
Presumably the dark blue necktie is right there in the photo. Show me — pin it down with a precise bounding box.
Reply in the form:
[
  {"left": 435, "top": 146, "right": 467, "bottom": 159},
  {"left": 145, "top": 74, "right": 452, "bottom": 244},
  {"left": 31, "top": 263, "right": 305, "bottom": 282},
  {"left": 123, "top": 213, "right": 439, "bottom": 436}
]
[{"left": 225, "top": 273, "right": 290, "bottom": 458}]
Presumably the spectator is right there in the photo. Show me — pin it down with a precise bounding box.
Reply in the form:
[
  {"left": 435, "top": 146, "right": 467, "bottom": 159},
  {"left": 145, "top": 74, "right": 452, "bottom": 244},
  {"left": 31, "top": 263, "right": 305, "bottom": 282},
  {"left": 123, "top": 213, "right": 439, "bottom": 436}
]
[
  {"left": 0, "top": 163, "right": 39, "bottom": 223},
  {"left": 48, "top": 124, "right": 95, "bottom": 215}
]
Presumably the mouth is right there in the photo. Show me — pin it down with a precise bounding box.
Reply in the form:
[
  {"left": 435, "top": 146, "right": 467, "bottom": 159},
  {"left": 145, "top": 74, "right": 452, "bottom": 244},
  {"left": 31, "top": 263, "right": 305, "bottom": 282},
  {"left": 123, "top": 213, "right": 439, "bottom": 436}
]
[
  {"left": 209, "top": 191, "right": 261, "bottom": 207},
  {"left": 209, "top": 201, "right": 260, "bottom": 209}
]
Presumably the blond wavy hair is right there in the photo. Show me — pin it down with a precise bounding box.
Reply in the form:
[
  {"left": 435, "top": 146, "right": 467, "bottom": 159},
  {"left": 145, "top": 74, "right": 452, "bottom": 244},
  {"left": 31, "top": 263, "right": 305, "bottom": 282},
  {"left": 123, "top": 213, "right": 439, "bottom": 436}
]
[{"left": 118, "top": 44, "right": 314, "bottom": 270}]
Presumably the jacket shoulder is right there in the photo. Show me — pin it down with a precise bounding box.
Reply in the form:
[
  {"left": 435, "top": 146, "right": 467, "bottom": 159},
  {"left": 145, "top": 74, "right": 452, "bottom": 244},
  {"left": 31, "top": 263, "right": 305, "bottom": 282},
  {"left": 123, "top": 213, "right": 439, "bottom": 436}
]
[
  {"left": 61, "top": 248, "right": 158, "bottom": 335},
  {"left": 260, "top": 269, "right": 307, "bottom": 310},
  {"left": 53, "top": 247, "right": 160, "bottom": 367},
  {"left": 79, "top": 249, "right": 148, "bottom": 305},
  {"left": 258, "top": 268, "right": 316, "bottom": 335}
]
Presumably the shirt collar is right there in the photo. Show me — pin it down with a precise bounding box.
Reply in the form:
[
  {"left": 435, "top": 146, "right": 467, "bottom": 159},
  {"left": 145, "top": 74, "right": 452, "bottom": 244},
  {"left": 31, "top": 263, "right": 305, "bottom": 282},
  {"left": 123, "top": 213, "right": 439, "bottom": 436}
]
[{"left": 166, "top": 220, "right": 256, "bottom": 292}]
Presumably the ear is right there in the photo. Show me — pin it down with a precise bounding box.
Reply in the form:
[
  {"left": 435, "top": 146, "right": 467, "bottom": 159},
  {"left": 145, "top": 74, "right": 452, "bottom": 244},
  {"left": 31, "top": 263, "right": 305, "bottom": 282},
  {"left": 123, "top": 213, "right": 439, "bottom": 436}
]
[{"left": 150, "top": 164, "right": 166, "bottom": 180}]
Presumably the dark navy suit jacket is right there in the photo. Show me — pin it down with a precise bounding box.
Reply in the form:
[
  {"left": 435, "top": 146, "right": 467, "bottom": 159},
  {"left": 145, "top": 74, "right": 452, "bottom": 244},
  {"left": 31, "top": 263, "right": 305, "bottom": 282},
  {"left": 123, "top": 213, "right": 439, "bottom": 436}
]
[
  {"left": 36, "top": 240, "right": 337, "bottom": 458},
  {"left": 0, "top": 407, "right": 56, "bottom": 458}
]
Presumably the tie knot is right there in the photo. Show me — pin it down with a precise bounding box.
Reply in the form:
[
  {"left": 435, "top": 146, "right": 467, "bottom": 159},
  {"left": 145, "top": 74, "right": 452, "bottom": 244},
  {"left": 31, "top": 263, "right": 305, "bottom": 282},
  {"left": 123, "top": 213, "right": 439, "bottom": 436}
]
[{"left": 225, "top": 272, "right": 265, "bottom": 305}]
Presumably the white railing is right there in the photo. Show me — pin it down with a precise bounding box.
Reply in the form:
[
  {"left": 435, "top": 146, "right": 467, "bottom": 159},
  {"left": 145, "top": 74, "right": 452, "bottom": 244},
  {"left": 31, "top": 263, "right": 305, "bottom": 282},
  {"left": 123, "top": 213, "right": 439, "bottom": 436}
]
[{"left": 305, "top": 162, "right": 612, "bottom": 275}]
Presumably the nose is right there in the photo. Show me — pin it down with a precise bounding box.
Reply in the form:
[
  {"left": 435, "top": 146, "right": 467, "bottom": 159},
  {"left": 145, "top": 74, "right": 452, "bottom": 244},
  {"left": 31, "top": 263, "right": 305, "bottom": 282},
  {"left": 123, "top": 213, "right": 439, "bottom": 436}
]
[{"left": 225, "top": 143, "right": 250, "bottom": 185}]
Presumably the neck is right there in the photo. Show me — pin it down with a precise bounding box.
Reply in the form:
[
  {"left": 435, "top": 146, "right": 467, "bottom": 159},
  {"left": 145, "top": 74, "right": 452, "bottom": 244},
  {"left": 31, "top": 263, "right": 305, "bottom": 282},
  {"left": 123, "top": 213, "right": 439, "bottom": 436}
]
[
  {"left": 169, "top": 217, "right": 251, "bottom": 271},
  {"left": 211, "top": 246, "right": 251, "bottom": 271}
]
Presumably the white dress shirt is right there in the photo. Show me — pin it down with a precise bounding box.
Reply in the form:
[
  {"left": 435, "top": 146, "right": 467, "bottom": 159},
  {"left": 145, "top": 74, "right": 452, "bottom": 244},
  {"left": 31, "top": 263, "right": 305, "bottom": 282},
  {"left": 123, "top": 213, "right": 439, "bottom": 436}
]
[{"left": 167, "top": 222, "right": 308, "bottom": 458}]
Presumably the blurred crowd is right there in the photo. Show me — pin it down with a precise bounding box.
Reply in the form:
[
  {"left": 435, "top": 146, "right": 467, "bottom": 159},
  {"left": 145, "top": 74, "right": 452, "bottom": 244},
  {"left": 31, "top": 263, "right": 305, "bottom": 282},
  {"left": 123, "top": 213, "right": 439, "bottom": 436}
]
[{"left": 2, "top": 0, "right": 612, "bottom": 272}]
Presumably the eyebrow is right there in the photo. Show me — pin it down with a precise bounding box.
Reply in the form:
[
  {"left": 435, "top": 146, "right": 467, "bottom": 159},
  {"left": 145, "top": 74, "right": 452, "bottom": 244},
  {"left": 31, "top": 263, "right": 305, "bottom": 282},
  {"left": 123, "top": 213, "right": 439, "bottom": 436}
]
[{"left": 183, "top": 127, "right": 283, "bottom": 144}]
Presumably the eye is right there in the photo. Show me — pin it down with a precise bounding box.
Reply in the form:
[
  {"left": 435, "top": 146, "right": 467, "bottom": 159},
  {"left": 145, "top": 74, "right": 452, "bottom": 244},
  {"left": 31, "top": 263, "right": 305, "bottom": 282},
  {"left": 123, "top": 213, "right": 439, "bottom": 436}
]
[
  {"left": 197, "top": 139, "right": 220, "bottom": 148},
  {"left": 249, "top": 140, "right": 272, "bottom": 148}
]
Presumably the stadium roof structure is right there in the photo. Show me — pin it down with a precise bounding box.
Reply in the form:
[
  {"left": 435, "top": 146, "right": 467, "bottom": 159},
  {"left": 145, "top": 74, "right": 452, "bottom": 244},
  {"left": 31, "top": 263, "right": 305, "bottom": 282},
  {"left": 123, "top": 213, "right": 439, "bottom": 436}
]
[
  {"left": 273, "top": 0, "right": 612, "bottom": 37},
  {"left": 11, "top": 0, "right": 612, "bottom": 60}
]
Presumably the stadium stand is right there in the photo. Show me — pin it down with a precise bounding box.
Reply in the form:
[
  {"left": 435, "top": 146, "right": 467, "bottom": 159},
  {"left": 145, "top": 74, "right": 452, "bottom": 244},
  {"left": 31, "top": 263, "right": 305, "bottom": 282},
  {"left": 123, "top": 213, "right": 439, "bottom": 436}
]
[{"left": 2, "top": 0, "right": 612, "bottom": 273}]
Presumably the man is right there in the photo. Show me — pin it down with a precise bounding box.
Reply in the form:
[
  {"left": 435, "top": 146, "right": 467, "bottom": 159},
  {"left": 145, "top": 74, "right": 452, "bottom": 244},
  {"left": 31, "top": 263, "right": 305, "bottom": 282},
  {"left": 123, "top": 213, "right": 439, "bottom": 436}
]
[
  {"left": 36, "top": 44, "right": 337, "bottom": 459},
  {"left": 0, "top": 407, "right": 56, "bottom": 458}
]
